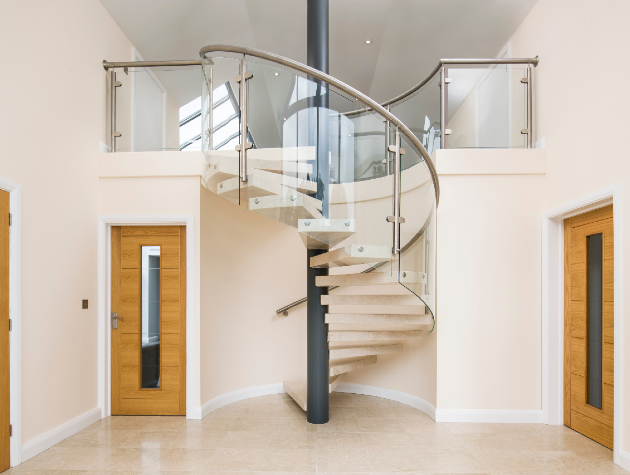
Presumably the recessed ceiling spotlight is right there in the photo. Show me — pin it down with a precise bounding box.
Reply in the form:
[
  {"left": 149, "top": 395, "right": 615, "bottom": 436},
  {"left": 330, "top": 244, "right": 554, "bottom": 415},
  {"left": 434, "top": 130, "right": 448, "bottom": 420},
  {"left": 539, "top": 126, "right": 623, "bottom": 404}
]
[
  {"left": 274, "top": 72, "right": 279, "bottom": 76},
  {"left": 283, "top": 118, "right": 287, "bottom": 121},
  {"left": 365, "top": 40, "right": 371, "bottom": 44}
]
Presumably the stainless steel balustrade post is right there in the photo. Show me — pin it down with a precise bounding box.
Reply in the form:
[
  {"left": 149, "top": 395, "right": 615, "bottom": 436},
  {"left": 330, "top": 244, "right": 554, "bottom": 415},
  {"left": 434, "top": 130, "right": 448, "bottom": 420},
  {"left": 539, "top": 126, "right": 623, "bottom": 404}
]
[
  {"left": 110, "top": 70, "right": 122, "bottom": 153},
  {"left": 527, "top": 65, "right": 533, "bottom": 149},
  {"left": 387, "top": 130, "right": 404, "bottom": 255},
  {"left": 236, "top": 56, "right": 253, "bottom": 183},
  {"left": 440, "top": 66, "right": 446, "bottom": 149},
  {"left": 203, "top": 60, "right": 213, "bottom": 151},
  {"left": 110, "top": 70, "right": 116, "bottom": 153}
]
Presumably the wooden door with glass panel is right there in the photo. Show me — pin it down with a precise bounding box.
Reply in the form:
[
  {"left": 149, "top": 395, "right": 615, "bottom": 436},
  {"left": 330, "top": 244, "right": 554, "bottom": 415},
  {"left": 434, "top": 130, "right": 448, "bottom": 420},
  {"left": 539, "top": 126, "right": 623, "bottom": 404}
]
[
  {"left": 111, "top": 226, "right": 186, "bottom": 415},
  {"left": 565, "top": 205, "right": 613, "bottom": 448}
]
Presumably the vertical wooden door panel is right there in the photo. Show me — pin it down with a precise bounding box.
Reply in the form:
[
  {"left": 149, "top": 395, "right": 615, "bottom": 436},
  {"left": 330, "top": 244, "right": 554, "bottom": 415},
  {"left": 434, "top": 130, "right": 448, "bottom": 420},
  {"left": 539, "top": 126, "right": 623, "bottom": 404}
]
[
  {"left": 111, "top": 227, "right": 122, "bottom": 415},
  {"left": 0, "top": 190, "right": 10, "bottom": 472},
  {"left": 565, "top": 205, "right": 614, "bottom": 449},
  {"left": 111, "top": 227, "right": 185, "bottom": 416}
]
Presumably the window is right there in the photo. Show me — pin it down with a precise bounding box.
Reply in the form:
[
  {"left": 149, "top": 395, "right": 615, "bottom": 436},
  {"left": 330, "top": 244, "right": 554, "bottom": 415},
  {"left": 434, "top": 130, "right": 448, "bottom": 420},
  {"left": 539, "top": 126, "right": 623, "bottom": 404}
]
[{"left": 179, "top": 82, "right": 245, "bottom": 151}]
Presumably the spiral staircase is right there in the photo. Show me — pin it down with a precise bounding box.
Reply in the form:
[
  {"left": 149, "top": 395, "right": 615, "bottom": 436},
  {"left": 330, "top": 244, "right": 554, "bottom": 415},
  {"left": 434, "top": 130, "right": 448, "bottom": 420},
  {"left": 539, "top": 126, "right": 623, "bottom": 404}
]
[{"left": 198, "top": 46, "right": 439, "bottom": 413}]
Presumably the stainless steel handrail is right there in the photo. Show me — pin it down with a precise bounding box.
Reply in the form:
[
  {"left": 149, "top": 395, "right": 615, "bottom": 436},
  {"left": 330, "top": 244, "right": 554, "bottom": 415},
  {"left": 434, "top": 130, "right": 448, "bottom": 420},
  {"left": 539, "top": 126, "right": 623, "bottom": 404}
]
[
  {"left": 198, "top": 44, "right": 440, "bottom": 205},
  {"left": 103, "top": 60, "right": 202, "bottom": 70},
  {"left": 381, "top": 56, "right": 539, "bottom": 109}
]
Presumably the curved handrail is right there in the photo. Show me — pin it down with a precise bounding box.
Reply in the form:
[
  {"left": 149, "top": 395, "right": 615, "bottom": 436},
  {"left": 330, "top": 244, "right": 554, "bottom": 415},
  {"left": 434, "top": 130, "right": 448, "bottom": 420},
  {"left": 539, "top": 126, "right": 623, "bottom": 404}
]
[{"left": 199, "top": 44, "right": 440, "bottom": 205}]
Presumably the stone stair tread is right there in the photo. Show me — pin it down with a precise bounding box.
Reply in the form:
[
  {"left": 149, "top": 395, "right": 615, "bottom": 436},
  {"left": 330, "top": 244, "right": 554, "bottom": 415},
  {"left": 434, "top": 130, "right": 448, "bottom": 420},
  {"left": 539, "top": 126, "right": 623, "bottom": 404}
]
[
  {"left": 207, "top": 155, "right": 313, "bottom": 176},
  {"left": 250, "top": 195, "right": 323, "bottom": 227},
  {"left": 329, "top": 355, "right": 377, "bottom": 376},
  {"left": 310, "top": 244, "right": 392, "bottom": 268},
  {"left": 328, "top": 330, "right": 423, "bottom": 342},
  {"left": 329, "top": 373, "right": 345, "bottom": 392},
  {"left": 217, "top": 172, "right": 318, "bottom": 201},
  {"left": 298, "top": 219, "right": 356, "bottom": 250},
  {"left": 326, "top": 313, "right": 431, "bottom": 324},
  {"left": 315, "top": 271, "right": 427, "bottom": 287},
  {"left": 283, "top": 380, "right": 307, "bottom": 411},
  {"left": 322, "top": 294, "right": 422, "bottom": 306},
  {"left": 329, "top": 344, "right": 403, "bottom": 359}
]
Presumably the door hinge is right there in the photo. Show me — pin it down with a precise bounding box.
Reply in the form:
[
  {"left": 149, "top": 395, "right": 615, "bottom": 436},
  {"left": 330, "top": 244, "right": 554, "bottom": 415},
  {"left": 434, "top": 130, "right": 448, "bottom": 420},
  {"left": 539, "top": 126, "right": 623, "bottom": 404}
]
[
  {"left": 8, "top": 319, "right": 11, "bottom": 331},
  {"left": 8, "top": 213, "right": 11, "bottom": 226},
  {"left": 9, "top": 425, "right": 12, "bottom": 437}
]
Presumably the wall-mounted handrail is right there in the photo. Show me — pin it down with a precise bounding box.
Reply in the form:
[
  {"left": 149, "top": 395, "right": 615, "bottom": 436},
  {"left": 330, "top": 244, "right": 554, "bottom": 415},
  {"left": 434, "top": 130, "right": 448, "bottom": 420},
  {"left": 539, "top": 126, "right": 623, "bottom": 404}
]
[{"left": 198, "top": 44, "right": 440, "bottom": 205}]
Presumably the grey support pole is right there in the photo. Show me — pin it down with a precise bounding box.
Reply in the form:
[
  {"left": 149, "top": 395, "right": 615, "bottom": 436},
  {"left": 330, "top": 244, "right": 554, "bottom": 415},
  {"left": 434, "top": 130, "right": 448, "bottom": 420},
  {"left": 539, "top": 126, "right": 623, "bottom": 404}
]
[{"left": 306, "top": 0, "right": 330, "bottom": 425}]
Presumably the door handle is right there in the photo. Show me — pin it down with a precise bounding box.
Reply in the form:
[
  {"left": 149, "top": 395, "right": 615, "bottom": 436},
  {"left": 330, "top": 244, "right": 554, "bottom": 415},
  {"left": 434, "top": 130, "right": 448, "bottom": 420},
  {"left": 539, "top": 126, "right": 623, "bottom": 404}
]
[{"left": 112, "top": 312, "right": 123, "bottom": 330}]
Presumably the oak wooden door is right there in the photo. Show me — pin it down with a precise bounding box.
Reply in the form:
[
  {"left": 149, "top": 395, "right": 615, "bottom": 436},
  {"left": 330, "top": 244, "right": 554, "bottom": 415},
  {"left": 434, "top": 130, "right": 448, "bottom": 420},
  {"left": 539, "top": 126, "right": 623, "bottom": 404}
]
[
  {"left": 565, "top": 205, "right": 613, "bottom": 448},
  {"left": 111, "top": 226, "right": 186, "bottom": 415},
  {"left": 0, "top": 190, "right": 9, "bottom": 471}
]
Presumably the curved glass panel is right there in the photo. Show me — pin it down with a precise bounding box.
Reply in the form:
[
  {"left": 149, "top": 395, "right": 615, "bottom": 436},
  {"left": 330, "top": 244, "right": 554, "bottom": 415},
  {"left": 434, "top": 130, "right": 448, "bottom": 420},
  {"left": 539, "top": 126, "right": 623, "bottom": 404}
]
[
  {"left": 390, "top": 73, "right": 442, "bottom": 159},
  {"left": 201, "top": 53, "right": 439, "bottom": 317},
  {"left": 398, "top": 135, "right": 437, "bottom": 326}
]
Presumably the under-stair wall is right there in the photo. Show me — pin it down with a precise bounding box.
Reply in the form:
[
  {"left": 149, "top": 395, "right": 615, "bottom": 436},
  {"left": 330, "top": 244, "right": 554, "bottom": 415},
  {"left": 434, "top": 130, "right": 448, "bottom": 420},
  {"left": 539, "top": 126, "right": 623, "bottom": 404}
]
[{"left": 435, "top": 148, "right": 545, "bottom": 421}]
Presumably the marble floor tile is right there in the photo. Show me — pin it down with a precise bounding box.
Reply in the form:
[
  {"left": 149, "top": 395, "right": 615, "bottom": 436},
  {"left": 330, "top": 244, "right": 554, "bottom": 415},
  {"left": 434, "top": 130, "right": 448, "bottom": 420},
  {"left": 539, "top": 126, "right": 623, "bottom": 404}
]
[{"left": 5, "top": 394, "right": 626, "bottom": 475}]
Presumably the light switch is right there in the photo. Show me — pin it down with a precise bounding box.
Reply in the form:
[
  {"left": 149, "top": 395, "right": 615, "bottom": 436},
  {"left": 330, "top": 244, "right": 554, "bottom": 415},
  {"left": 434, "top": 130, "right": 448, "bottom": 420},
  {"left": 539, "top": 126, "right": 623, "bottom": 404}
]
[{"left": 82, "top": 300, "right": 88, "bottom": 309}]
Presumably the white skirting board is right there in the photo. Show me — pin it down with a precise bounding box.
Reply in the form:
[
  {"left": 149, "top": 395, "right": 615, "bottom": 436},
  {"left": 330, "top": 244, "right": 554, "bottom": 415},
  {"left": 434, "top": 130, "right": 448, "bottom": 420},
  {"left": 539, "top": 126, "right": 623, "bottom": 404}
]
[
  {"left": 335, "top": 382, "right": 437, "bottom": 421},
  {"left": 619, "top": 449, "right": 630, "bottom": 471},
  {"left": 21, "top": 408, "right": 102, "bottom": 463},
  {"left": 193, "top": 381, "right": 544, "bottom": 425},
  {"left": 191, "top": 383, "right": 285, "bottom": 420},
  {"left": 434, "top": 408, "right": 543, "bottom": 423}
]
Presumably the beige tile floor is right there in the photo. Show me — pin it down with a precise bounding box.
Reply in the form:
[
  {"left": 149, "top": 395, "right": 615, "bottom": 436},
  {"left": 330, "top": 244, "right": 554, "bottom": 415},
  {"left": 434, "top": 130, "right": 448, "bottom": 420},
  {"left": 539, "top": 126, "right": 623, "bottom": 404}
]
[{"left": 5, "top": 392, "right": 627, "bottom": 475}]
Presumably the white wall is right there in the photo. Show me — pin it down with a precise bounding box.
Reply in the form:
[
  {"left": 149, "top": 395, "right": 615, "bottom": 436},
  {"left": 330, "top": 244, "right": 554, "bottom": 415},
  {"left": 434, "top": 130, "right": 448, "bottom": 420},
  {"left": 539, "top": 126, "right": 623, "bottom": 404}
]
[
  {"left": 0, "top": 0, "right": 133, "bottom": 446},
  {"left": 506, "top": 0, "right": 630, "bottom": 455},
  {"left": 435, "top": 149, "right": 545, "bottom": 413}
]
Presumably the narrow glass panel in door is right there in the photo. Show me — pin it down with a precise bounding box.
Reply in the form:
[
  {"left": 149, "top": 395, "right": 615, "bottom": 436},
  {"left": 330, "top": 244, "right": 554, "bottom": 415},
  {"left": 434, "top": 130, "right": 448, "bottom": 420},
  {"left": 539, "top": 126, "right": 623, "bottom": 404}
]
[
  {"left": 587, "top": 233, "right": 603, "bottom": 409},
  {"left": 142, "top": 246, "right": 161, "bottom": 389}
]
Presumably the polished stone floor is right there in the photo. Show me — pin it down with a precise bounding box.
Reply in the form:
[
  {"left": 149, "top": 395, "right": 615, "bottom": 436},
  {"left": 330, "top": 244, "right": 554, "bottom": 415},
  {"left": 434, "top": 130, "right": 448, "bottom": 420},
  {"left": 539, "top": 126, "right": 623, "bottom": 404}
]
[{"left": 6, "top": 392, "right": 627, "bottom": 474}]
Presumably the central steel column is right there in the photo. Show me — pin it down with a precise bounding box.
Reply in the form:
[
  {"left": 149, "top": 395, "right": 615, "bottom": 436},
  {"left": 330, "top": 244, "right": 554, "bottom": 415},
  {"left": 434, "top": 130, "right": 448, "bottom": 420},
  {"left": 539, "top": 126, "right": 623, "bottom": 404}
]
[{"left": 306, "top": 0, "right": 329, "bottom": 425}]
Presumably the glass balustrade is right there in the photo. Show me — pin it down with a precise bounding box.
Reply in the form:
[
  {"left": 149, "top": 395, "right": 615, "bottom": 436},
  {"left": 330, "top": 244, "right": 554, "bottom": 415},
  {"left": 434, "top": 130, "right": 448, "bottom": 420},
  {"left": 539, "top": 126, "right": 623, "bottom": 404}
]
[
  {"left": 445, "top": 65, "right": 528, "bottom": 148},
  {"left": 104, "top": 49, "right": 537, "bottom": 325},
  {"left": 112, "top": 65, "right": 208, "bottom": 152}
]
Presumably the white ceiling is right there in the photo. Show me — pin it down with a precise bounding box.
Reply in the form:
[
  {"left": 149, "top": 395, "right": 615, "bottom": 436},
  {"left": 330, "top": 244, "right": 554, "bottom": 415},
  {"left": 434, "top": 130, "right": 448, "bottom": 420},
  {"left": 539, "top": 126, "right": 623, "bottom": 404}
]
[{"left": 100, "top": 0, "right": 537, "bottom": 105}]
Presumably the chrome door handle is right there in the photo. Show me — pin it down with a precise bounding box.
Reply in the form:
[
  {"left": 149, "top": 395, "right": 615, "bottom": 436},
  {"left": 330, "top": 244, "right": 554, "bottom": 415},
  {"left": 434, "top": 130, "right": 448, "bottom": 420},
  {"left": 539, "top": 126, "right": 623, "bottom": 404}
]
[{"left": 111, "top": 312, "right": 123, "bottom": 330}]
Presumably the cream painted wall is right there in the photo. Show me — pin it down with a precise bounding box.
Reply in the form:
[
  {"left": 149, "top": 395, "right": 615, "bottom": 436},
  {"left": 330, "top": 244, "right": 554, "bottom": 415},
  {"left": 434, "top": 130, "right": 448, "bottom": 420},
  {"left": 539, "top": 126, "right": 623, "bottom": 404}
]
[
  {"left": 506, "top": 0, "right": 630, "bottom": 453},
  {"left": 199, "top": 187, "right": 309, "bottom": 403},
  {"left": 99, "top": 176, "right": 202, "bottom": 408},
  {"left": 0, "top": 0, "right": 133, "bottom": 445},
  {"left": 435, "top": 149, "right": 545, "bottom": 411}
]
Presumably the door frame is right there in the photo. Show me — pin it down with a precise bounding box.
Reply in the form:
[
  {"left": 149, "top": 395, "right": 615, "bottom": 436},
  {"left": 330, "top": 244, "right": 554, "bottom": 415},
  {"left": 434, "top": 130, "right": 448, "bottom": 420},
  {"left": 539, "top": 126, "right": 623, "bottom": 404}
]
[
  {"left": 542, "top": 184, "right": 623, "bottom": 464},
  {"left": 0, "top": 177, "right": 22, "bottom": 467},
  {"left": 98, "top": 215, "right": 195, "bottom": 418}
]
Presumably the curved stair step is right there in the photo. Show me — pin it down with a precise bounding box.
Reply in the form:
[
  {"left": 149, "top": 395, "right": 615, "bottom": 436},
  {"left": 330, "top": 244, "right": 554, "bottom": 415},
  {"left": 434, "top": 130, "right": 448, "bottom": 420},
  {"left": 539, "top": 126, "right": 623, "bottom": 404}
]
[
  {"left": 329, "top": 344, "right": 403, "bottom": 359},
  {"left": 250, "top": 195, "right": 323, "bottom": 227},
  {"left": 284, "top": 373, "right": 348, "bottom": 411},
  {"left": 316, "top": 271, "right": 426, "bottom": 286},
  {"left": 218, "top": 172, "right": 318, "bottom": 201},
  {"left": 206, "top": 146, "right": 315, "bottom": 162},
  {"left": 326, "top": 313, "right": 431, "bottom": 324},
  {"left": 298, "top": 219, "right": 356, "bottom": 249},
  {"left": 310, "top": 244, "right": 392, "bottom": 268},
  {"left": 328, "top": 330, "right": 423, "bottom": 342},
  {"left": 317, "top": 273, "right": 396, "bottom": 286},
  {"left": 329, "top": 373, "right": 346, "bottom": 392},
  {"left": 322, "top": 294, "right": 421, "bottom": 306},
  {"left": 283, "top": 380, "right": 307, "bottom": 411},
  {"left": 329, "top": 355, "right": 377, "bottom": 376},
  {"left": 205, "top": 153, "right": 312, "bottom": 187}
]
